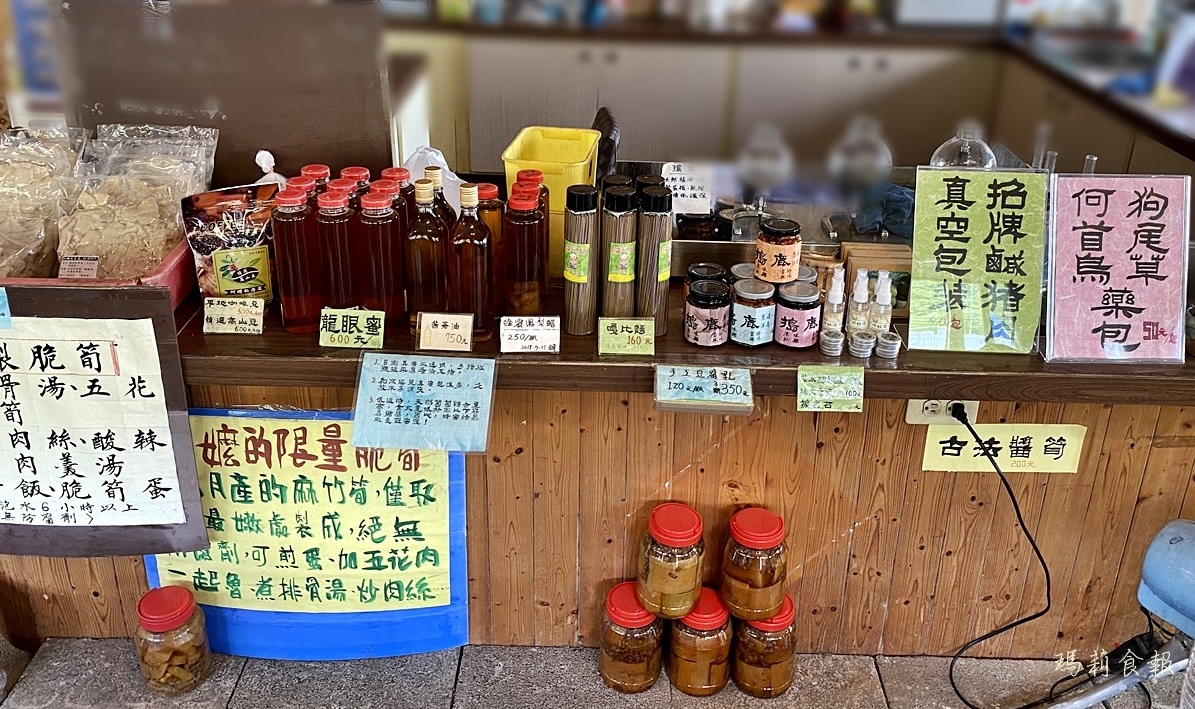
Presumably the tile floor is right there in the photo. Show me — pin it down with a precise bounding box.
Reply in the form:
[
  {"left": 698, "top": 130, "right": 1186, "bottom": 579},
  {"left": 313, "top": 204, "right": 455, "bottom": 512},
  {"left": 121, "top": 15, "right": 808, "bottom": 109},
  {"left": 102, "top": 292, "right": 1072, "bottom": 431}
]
[{"left": 0, "top": 639, "right": 1185, "bottom": 709}]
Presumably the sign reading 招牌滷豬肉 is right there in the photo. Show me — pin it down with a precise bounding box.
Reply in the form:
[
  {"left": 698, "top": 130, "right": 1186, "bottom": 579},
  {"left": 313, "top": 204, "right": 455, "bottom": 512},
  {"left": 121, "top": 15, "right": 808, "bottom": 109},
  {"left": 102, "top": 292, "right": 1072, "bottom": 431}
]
[
  {"left": 598, "top": 318, "right": 655, "bottom": 356},
  {"left": 923, "top": 424, "right": 1087, "bottom": 474},
  {"left": 500, "top": 316, "right": 560, "bottom": 354},
  {"left": 797, "top": 365, "right": 864, "bottom": 413},
  {"left": 1047, "top": 175, "right": 1190, "bottom": 362},
  {"left": 0, "top": 317, "right": 184, "bottom": 526},
  {"left": 156, "top": 414, "right": 451, "bottom": 613},
  {"left": 908, "top": 168, "right": 1047, "bottom": 354},
  {"left": 319, "top": 308, "right": 385, "bottom": 349},
  {"left": 350, "top": 353, "right": 495, "bottom": 452},
  {"left": 203, "top": 298, "right": 265, "bottom": 335}
]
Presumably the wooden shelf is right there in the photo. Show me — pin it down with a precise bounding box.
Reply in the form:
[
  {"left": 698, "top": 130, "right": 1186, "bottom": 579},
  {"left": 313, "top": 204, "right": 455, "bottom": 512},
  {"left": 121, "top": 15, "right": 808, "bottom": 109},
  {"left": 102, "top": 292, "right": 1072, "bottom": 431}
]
[{"left": 176, "top": 289, "right": 1195, "bottom": 404}]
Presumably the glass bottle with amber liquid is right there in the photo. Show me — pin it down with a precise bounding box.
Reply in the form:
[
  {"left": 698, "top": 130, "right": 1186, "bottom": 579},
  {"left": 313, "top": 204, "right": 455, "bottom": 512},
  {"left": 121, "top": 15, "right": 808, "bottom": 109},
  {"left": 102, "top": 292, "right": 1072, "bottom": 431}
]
[
  {"left": 448, "top": 183, "right": 494, "bottom": 340},
  {"left": 359, "top": 191, "right": 406, "bottom": 325},
  {"left": 424, "top": 165, "right": 457, "bottom": 231},
  {"left": 405, "top": 179, "right": 450, "bottom": 332},
  {"left": 271, "top": 188, "right": 324, "bottom": 333},
  {"left": 383, "top": 167, "right": 415, "bottom": 227},
  {"left": 502, "top": 193, "right": 547, "bottom": 315},
  {"left": 316, "top": 192, "right": 354, "bottom": 309}
]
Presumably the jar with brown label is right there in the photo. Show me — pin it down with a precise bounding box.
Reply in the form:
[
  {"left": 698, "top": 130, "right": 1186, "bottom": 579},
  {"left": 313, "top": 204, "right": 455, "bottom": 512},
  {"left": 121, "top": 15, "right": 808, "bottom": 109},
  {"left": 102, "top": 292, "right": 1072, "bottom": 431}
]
[
  {"left": 636, "top": 502, "right": 705, "bottom": 618},
  {"left": 133, "top": 586, "right": 213, "bottom": 695},
  {"left": 599, "top": 582, "right": 664, "bottom": 693},
  {"left": 721, "top": 507, "right": 788, "bottom": 620},
  {"left": 668, "top": 587, "right": 732, "bottom": 697},
  {"left": 754, "top": 218, "right": 802, "bottom": 284},
  {"left": 732, "top": 595, "right": 796, "bottom": 699}
]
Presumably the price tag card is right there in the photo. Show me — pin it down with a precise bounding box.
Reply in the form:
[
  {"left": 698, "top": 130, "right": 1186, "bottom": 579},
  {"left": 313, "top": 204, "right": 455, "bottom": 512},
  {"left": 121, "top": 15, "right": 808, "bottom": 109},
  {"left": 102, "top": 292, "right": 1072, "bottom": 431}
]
[
  {"left": 654, "top": 365, "right": 753, "bottom": 415},
  {"left": 598, "top": 317, "right": 655, "bottom": 356},
  {"left": 500, "top": 316, "right": 561, "bottom": 353},
  {"left": 418, "top": 313, "right": 474, "bottom": 352},
  {"left": 661, "top": 162, "right": 713, "bottom": 215},
  {"left": 203, "top": 297, "right": 265, "bottom": 335},
  {"left": 797, "top": 365, "right": 864, "bottom": 413},
  {"left": 319, "top": 308, "right": 385, "bottom": 349},
  {"left": 922, "top": 424, "right": 1087, "bottom": 474},
  {"left": 58, "top": 254, "right": 100, "bottom": 279}
]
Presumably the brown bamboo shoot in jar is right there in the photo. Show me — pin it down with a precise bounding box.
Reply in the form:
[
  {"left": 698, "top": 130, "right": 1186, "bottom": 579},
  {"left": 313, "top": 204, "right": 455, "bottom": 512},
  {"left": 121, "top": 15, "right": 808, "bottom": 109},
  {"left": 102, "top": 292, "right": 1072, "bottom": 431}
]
[
  {"left": 635, "top": 502, "right": 704, "bottom": 618},
  {"left": 668, "top": 587, "right": 731, "bottom": 697},
  {"left": 731, "top": 595, "right": 796, "bottom": 699},
  {"left": 721, "top": 507, "right": 788, "bottom": 620},
  {"left": 598, "top": 582, "right": 663, "bottom": 693}
]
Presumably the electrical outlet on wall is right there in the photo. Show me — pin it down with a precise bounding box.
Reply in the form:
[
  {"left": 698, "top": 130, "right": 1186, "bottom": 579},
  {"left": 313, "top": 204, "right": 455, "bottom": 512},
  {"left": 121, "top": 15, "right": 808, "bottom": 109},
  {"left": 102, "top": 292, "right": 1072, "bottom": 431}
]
[{"left": 905, "top": 399, "right": 980, "bottom": 425}]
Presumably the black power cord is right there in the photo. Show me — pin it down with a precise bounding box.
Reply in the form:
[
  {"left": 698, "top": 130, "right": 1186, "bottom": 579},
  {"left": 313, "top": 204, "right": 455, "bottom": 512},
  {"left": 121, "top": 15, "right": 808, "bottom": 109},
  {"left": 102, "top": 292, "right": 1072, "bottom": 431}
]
[{"left": 947, "top": 402, "right": 1057, "bottom": 709}]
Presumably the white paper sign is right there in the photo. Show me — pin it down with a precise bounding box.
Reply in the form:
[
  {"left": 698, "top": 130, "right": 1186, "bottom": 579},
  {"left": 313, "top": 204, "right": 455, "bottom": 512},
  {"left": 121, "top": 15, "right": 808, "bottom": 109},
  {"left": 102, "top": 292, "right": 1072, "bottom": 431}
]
[
  {"left": 418, "top": 313, "right": 475, "bottom": 352},
  {"left": 0, "top": 317, "right": 185, "bottom": 526},
  {"left": 203, "top": 298, "right": 265, "bottom": 335},
  {"left": 500, "top": 316, "right": 560, "bottom": 353},
  {"left": 58, "top": 255, "right": 100, "bottom": 279},
  {"left": 662, "top": 162, "right": 713, "bottom": 215}
]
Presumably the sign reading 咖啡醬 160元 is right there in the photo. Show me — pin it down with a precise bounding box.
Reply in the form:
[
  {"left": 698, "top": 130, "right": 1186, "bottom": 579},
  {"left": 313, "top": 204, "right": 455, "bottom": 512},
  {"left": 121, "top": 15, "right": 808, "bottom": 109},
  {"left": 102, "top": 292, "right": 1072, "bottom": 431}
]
[{"left": 908, "top": 168, "right": 1048, "bottom": 354}]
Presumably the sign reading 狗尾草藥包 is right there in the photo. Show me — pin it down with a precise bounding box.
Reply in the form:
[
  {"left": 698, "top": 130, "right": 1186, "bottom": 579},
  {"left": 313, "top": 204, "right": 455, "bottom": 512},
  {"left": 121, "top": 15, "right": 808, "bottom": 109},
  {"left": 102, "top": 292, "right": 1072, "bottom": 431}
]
[
  {"left": 1047, "top": 175, "right": 1190, "bottom": 362},
  {"left": 908, "top": 168, "right": 1048, "bottom": 354}
]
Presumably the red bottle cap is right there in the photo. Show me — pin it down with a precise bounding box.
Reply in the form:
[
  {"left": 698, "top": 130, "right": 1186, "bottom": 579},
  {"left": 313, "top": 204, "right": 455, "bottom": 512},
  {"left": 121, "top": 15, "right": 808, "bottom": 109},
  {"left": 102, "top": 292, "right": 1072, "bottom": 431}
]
[
  {"left": 286, "top": 175, "right": 316, "bottom": 193},
  {"left": 317, "top": 192, "right": 350, "bottom": 210},
  {"left": 301, "top": 164, "right": 330, "bottom": 180},
  {"left": 511, "top": 182, "right": 540, "bottom": 197},
  {"left": 361, "top": 192, "right": 392, "bottom": 210},
  {"left": 517, "top": 169, "right": 544, "bottom": 185},
  {"left": 340, "top": 165, "right": 370, "bottom": 183},
  {"left": 326, "top": 178, "right": 358, "bottom": 196},
  {"left": 508, "top": 194, "right": 539, "bottom": 211},
  {"left": 369, "top": 179, "right": 399, "bottom": 197},
  {"left": 648, "top": 502, "right": 703, "bottom": 547},
  {"left": 477, "top": 183, "right": 499, "bottom": 201},
  {"left": 605, "top": 581, "right": 656, "bottom": 629},
  {"left": 137, "top": 586, "right": 197, "bottom": 633},
  {"left": 274, "top": 188, "right": 308, "bottom": 207},
  {"left": 747, "top": 595, "right": 795, "bottom": 633},
  {"left": 729, "top": 507, "right": 785, "bottom": 550},
  {"left": 381, "top": 167, "right": 411, "bottom": 183},
  {"left": 680, "top": 587, "right": 729, "bottom": 631}
]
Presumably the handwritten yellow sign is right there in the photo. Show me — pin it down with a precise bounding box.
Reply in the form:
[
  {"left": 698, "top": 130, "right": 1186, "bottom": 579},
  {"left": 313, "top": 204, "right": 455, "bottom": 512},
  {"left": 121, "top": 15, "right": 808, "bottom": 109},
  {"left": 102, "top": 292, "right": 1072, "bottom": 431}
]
[
  {"left": 319, "top": 308, "right": 385, "bottom": 349},
  {"left": 923, "top": 424, "right": 1087, "bottom": 474},
  {"left": 598, "top": 317, "right": 655, "bottom": 356},
  {"left": 156, "top": 415, "right": 450, "bottom": 613}
]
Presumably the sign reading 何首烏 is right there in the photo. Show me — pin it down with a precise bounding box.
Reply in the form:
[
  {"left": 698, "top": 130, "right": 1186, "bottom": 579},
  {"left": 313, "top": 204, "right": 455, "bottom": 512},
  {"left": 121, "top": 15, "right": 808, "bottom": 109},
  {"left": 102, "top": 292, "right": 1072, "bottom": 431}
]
[
  {"left": 797, "top": 365, "right": 864, "bottom": 413},
  {"left": 1047, "top": 175, "right": 1190, "bottom": 362},
  {"left": 350, "top": 353, "right": 496, "bottom": 452},
  {"left": 908, "top": 168, "right": 1047, "bottom": 354},
  {"left": 0, "top": 318, "right": 185, "bottom": 527},
  {"left": 156, "top": 414, "right": 451, "bottom": 613}
]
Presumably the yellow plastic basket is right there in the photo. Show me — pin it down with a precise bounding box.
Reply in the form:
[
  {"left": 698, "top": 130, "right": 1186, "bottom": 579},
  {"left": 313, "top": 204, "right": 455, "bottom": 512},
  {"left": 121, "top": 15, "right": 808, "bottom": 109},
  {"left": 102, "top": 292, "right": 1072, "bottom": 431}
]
[{"left": 502, "top": 126, "right": 601, "bottom": 213}]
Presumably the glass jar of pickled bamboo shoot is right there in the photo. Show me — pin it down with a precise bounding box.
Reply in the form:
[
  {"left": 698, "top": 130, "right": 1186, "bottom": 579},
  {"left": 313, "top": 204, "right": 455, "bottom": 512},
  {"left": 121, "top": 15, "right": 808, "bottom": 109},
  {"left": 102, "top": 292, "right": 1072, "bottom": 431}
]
[
  {"left": 636, "top": 502, "right": 705, "bottom": 618},
  {"left": 134, "top": 586, "right": 212, "bottom": 695}
]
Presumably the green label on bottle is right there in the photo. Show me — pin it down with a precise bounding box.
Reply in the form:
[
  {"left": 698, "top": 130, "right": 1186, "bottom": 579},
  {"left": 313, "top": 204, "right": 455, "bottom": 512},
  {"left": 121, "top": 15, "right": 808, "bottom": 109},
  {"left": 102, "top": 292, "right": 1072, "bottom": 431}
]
[
  {"left": 608, "top": 242, "right": 636, "bottom": 284},
  {"left": 657, "top": 240, "right": 672, "bottom": 282},
  {"left": 564, "top": 241, "right": 589, "bottom": 283}
]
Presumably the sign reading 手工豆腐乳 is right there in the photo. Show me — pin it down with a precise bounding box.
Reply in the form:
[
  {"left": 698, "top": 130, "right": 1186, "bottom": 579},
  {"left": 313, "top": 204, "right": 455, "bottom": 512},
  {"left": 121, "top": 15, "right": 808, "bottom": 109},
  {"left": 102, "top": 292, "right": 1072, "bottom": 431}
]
[
  {"left": 155, "top": 414, "right": 451, "bottom": 613},
  {"left": 908, "top": 168, "right": 1048, "bottom": 354},
  {"left": 923, "top": 424, "right": 1087, "bottom": 474},
  {"left": 1047, "top": 175, "right": 1190, "bottom": 362}
]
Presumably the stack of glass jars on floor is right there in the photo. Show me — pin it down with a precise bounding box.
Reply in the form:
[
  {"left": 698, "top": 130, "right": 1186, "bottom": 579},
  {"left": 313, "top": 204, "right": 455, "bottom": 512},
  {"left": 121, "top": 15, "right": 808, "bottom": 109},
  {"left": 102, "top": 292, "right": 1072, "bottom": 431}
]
[{"left": 598, "top": 503, "right": 796, "bottom": 699}]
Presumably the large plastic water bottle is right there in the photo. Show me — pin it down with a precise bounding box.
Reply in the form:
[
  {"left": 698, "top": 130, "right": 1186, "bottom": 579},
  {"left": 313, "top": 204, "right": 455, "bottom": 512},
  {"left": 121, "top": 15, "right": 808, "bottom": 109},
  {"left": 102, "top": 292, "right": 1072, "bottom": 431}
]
[{"left": 1181, "top": 666, "right": 1195, "bottom": 709}]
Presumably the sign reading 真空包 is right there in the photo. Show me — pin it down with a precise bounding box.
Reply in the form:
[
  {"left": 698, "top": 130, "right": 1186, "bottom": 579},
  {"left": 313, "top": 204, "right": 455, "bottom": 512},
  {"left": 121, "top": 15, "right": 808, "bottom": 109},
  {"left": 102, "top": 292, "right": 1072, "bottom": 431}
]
[{"left": 908, "top": 168, "right": 1048, "bottom": 354}]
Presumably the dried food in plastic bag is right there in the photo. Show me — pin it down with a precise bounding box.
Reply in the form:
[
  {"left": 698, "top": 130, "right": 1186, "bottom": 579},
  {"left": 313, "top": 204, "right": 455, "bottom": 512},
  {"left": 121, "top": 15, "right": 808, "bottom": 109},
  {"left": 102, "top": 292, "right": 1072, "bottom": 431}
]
[
  {"left": 57, "top": 176, "right": 185, "bottom": 280},
  {"left": 183, "top": 183, "right": 278, "bottom": 298},
  {"left": 0, "top": 211, "right": 56, "bottom": 278},
  {"left": 78, "top": 136, "right": 216, "bottom": 193},
  {"left": 1, "top": 125, "right": 88, "bottom": 170},
  {"left": 0, "top": 142, "right": 77, "bottom": 204},
  {"left": 96, "top": 123, "right": 220, "bottom": 143}
]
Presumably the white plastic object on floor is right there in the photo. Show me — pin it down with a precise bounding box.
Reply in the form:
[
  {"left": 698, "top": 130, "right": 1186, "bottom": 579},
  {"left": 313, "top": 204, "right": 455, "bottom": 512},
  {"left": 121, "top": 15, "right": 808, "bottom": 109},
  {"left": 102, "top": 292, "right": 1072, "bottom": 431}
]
[{"left": 1181, "top": 665, "right": 1195, "bottom": 709}]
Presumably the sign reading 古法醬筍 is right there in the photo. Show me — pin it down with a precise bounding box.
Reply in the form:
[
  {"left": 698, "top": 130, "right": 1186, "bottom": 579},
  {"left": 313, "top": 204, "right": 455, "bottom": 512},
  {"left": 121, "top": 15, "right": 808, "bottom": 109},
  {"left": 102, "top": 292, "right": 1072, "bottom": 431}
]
[
  {"left": 1047, "top": 175, "right": 1190, "bottom": 362},
  {"left": 908, "top": 168, "right": 1048, "bottom": 354}
]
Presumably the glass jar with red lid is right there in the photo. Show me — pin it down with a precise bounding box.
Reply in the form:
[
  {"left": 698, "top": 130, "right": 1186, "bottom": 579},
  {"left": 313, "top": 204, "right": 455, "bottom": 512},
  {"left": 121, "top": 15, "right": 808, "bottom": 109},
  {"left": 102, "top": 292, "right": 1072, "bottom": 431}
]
[
  {"left": 636, "top": 502, "right": 704, "bottom": 618},
  {"left": 720, "top": 507, "right": 788, "bottom": 620},
  {"left": 731, "top": 595, "right": 795, "bottom": 698},
  {"left": 668, "top": 587, "right": 731, "bottom": 697},
  {"left": 133, "top": 586, "right": 212, "bottom": 695},
  {"left": 599, "top": 581, "right": 663, "bottom": 693}
]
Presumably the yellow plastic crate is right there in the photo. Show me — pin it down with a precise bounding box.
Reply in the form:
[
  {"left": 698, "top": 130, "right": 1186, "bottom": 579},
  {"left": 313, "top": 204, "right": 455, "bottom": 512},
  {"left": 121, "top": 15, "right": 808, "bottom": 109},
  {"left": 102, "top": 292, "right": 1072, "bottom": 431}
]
[{"left": 502, "top": 126, "right": 601, "bottom": 213}]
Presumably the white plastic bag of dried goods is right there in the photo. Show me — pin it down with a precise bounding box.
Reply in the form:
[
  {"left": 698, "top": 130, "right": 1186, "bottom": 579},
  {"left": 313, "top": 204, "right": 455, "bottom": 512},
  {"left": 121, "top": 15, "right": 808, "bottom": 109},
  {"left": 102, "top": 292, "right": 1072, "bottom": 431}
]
[{"left": 402, "top": 146, "right": 462, "bottom": 213}]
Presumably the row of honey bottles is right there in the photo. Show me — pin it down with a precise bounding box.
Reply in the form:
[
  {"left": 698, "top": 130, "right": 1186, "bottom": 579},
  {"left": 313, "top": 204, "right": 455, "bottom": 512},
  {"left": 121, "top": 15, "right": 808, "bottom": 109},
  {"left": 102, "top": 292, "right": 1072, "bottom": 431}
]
[{"left": 271, "top": 164, "right": 550, "bottom": 340}]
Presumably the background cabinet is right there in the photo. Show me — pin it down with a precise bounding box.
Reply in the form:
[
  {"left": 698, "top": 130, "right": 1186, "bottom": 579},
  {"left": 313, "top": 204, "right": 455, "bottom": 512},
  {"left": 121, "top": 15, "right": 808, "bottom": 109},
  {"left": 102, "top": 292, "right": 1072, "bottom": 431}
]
[{"left": 468, "top": 39, "right": 731, "bottom": 171}]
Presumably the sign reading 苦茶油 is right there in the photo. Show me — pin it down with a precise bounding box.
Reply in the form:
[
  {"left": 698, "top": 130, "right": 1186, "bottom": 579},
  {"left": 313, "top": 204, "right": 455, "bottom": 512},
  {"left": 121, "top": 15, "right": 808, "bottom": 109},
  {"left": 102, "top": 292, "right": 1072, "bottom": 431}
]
[
  {"left": 350, "top": 353, "right": 495, "bottom": 452},
  {"left": 1047, "top": 175, "right": 1190, "bottom": 362},
  {"left": 908, "top": 168, "right": 1048, "bottom": 354},
  {"left": 0, "top": 317, "right": 185, "bottom": 527},
  {"left": 156, "top": 414, "right": 451, "bottom": 613}
]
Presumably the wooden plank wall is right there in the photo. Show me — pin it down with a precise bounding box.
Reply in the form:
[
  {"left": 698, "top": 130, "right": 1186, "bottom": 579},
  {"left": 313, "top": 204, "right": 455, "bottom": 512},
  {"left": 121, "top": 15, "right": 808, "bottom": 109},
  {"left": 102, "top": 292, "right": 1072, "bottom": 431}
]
[{"left": 2, "top": 387, "right": 1194, "bottom": 660}]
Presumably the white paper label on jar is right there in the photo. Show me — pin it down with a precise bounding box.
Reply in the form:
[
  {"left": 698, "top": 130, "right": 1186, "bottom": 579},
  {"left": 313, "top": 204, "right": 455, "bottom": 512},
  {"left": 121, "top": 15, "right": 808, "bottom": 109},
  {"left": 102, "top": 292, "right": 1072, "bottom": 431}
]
[
  {"left": 731, "top": 302, "right": 775, "bottom": 346},
  {"left": 684, "top": 304, "right": 729, "bottom": 346}
]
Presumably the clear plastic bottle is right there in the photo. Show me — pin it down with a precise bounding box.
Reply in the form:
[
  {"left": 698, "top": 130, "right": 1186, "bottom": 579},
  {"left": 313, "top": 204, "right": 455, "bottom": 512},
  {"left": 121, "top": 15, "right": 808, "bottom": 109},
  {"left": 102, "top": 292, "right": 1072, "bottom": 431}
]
[
  {"left": 315, "top": 192, "right": 354, "bottom": 310},
  {"left": 869, "top": 270, "right": 892, "bottom": 336},
  {"left": 405, "top": 179, "right": 450, "bottom": 331},
  {"left": 448, "top": 183, "right": 494, "bottom": 340},
  {"left": 424, "top": 165, "right": 458, "bottom": 231},
  {"left": 845, "top": 268, "right": 871, "bottom": 337},
  {"left": 930, "top": 120, "right": 997, "bottom": 169},
  {"left": 822, "top": 270, "right": 846, "bottom": 335},
  {"left": 271, "top": 188, "right": 324, "bottom": 334},
  {"left": 359, "top": 192, "right": 406, "bottom": 325},
  {"left": 502, "top": 194, "right": 547, "bottom": 316}
]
